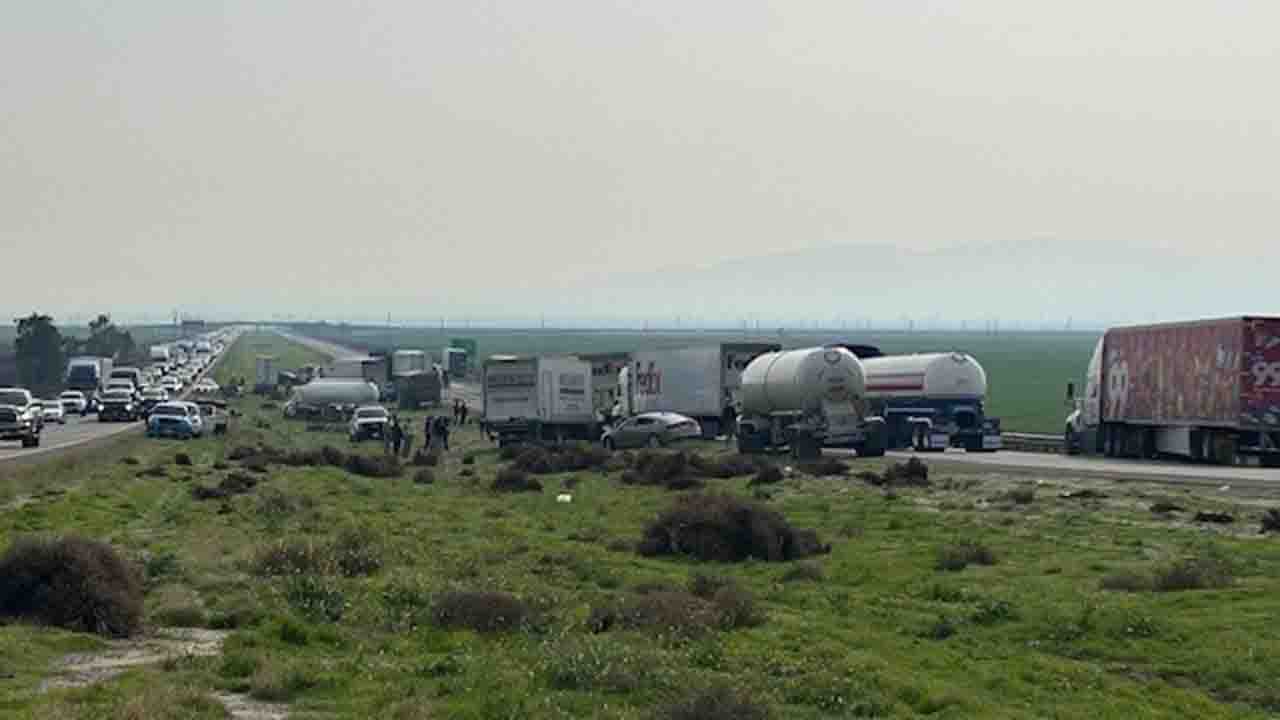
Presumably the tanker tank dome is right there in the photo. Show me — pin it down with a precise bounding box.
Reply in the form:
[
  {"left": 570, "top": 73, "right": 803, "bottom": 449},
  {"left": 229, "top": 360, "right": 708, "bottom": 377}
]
[{"left": 740, "top": 345, "right": 867, "bottom": 415}]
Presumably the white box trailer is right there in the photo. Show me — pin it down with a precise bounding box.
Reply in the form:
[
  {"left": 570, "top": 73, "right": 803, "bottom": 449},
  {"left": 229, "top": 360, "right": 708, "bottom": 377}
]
[
  {"left": 618, "top": 343, "right": 779, "bottom": 437},
  {"left": 482, "top": 354, "right": 595, "bottom": 446}
]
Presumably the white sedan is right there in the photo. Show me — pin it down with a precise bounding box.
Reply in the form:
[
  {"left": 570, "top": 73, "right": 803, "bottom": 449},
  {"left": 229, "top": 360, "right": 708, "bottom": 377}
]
[
  {"left": 194, "top": 378, "right": 219, "bottom": 394},
  {"left": 41, "top": 400, "right": 66, "bottom": 425},
  {"left": 59, "top": 390, "right": 88, "bottom": 414}
]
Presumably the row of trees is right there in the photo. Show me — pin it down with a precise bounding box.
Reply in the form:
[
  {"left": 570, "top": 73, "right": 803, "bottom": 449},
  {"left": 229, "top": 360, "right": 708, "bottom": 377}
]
[{"left": 13, "top": 314, "right": 139, "bottom": 397}]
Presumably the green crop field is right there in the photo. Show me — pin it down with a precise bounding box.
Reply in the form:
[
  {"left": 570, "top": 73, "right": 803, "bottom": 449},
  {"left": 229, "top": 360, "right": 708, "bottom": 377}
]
[
  {"left": 289, "top": 324, "right": 1100, "bottom": 434},
  {"left": 1, "top": 331, "right": 1277, "bottom": 719}
]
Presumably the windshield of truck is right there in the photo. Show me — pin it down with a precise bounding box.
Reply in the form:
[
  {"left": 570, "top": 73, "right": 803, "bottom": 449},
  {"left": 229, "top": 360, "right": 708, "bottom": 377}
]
[
  {"left": 0, "top": 390, "right": 28, "bottom": 406},
  {"left": 357, "top": 408, "right": 387, "bottom": 419},
  {"left": 61, "top": 392, "right": 83, "bottom": 400},
  {"left": 103, "top": 390, "right": 131, "bottom": 401},
  {"left": 111, "top": 370, "right": 134, "bottom": 379},
  {"left": 67, "top": 365, "right": 97, "bottom": 382}
]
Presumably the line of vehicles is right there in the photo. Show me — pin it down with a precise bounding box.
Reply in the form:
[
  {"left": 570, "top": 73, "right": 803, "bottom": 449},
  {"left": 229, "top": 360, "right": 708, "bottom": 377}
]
[
  {"left": 478, "top": 342, "right": 1002, "bottom": 459},
  {"left": 0, "top": 330, "right": 236, "bottom": 449}
]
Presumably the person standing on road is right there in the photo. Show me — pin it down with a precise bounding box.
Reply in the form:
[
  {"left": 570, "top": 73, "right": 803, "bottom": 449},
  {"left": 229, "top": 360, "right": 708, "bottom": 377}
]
[
  {"left": 721, "top": 402, "right": 738, "bottom": 446},
  {"left": 391, "top": 417, "right": 404, "bottom": 457},
  {"left": 437, "top": 416, "right": 451, "bottom": 451},
  {"left": 401, "top": 424, "right": 413, "bottom": 458},
  {"left": 459, "top": 402, "right": 468, "bottom": 426},
  {"left": 424, "top": 414, "right": 436, "bottom": 451}
]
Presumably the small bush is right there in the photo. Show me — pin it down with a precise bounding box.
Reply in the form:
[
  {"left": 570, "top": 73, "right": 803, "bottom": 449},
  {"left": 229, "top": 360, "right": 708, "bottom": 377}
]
[
  {"left": 924, "top": 615, "right": 958, "bottom": 640},
  {"left": 970, "top": 598, "right": 1016, "bottom": 625},
  {"left": 588, "top": 591, "right": 715, "bottom": 637},
  {"left": 1003, "top": 487, "right": 1036, "bottom": 505},
  {"left": 689, "top": 453, "right": 759, "bottom": 479},
  {"left": 414, "top": 469, "right": 435, "bottom": 485},
  {"left": 710, "top": 584, "right": 764, "bottom": 630},
  {"left": 249, "top": 663, "right": 317, "bottom": 702},
  {"left": 153, "top": 603, "right": 206, "bottom": 628},
  {"left": 493, "top": 468, "right": 543, "bottom": 493},
  {"left": 936, "top": 540, "right": 997, "bottom": 572},
  {"left": 432, "top": 591, "right": 531, "bottom": 633},
  {"left": 797, "top": 458, "right": 849, "bottom": 477},
  {"left": 212, "top": 461, "right": 229, "bottom": 471},
  {"left": 1193, "top": 511, "right": 1234, "bottom": 524},
  {"left": 462, "top": 453, "right": 476, "bottom": 465},
  {"left": 655, "top": 684, "right": 773, "bottom": 720},
  {"left": 638, "top": 493, "right": 829, "bottom": 562},
  {"left": 228, "top": 445, "right": 258, "bottom": 461},
  {"left": 1150, "top": 501, "right": 1185, "bottom": 514},
  {"left": 750, "top": 465, "right": 784, "bottom": 486},
  {"left": 255, "top": 488, "right": 307, "bottom": 520},
  {"left": 543, "top": 636, "right": 651, "bottom": 693},
  {"left": 1263, "top": 509, "right": 1280, "bottom": 534},
  {"left": 882, "top": 457, "right": 930, "bottom": 486},
  {"left": 174, "top": 452, "right": 192, "bottom": 467},
  {"left": 285, "top": 575, "right": 345, "bottom": 622},
  {"left": 1152, "top": 552, "right": 1234, "bottom": 592},
  {"left": 344, "top": 453, "right": 402, "bottom": 478},
  {"left": 459, "top": 468, "right": 474, "bottom": 478},
  {"left": 412, "top": 450, "right": 439, "bottom": 467},
  {"left": 1100, "top": 571, "right": 1152, "bottom": 592},
  {"left": 780, "top": 562, "right": 825, "bottom": 583},
  {"left": 251, "top": 540, "right": 329, "bottom": 576},
  {"left": 192, "top": 471, "right": 259, "bottom": 502},
  {"left": 329, "top": 526, "right": 383, "bottom": 577},
  {"left": 499, "top": 443, "right": 527, "bottom": 461},
  {"left": 138, "top": 465, "right": 168, "bottom": 479},
  {"left": 0, "top": 536, "right": 143, "bottom": 637},
  {"left": 119, "top": 456, "right": 141, "bottom": 466}
]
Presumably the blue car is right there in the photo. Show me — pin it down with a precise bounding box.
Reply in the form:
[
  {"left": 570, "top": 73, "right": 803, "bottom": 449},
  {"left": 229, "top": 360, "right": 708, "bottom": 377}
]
[{"left": 146, "top": 402, "right": 204, "bottom": 439}]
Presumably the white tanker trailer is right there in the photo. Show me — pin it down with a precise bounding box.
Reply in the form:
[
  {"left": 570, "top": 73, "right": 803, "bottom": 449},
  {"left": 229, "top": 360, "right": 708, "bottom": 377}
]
[
  {"left": 736, "top": 345, "right": 886, "bottom": 458},
  {"left": 283, "top": 378, "right": 381, "bottom": 420},
  {"left": 862, "top": 352, "right": 1002, "bottom": 452}
]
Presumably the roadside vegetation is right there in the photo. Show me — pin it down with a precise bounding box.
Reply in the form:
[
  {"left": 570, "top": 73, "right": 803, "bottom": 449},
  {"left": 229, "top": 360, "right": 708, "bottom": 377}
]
[{"left": 1, "top": 332, "right": 1278, "bottom": 718}]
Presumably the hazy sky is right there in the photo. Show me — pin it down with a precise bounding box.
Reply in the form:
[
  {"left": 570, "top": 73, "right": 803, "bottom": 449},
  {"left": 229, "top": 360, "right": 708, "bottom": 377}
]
[{"left": 3, "top": 2, "right": 1277, "bottom": 324}]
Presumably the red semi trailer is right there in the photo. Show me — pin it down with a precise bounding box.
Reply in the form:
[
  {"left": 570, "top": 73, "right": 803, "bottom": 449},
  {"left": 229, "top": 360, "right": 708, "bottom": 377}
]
[{"left": 1065, "top": 316, "right": 1280, "bottom": 466}]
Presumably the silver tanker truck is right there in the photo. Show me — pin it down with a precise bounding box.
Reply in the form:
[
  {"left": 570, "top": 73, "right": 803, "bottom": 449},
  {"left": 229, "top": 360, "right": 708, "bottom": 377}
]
[{"left": 736, "top": 345, "right": 886, "bottom": 458}]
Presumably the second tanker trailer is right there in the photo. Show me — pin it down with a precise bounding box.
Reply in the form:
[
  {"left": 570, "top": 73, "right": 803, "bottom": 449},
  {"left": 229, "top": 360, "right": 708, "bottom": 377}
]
[{"left": 736, "top": 345, "right": 886, "bottom": 458}]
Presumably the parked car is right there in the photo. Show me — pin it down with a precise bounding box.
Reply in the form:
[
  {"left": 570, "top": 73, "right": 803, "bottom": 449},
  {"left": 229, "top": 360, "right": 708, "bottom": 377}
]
[
  {"left": 601, "top": 411, "right": 702, "bottom": 450},
  {"left": 98, "top": 389, "right": 139, "bottom": 422},
  {"left": 194, "top": 378, "right": 219, "bottom": 394},
  {"left": 41, "top": 400, "right": 66, "bottom": 425},
  {"left": 161, "top": 376, "right": 183, "bottom": 394},
  {"left": 59, "top": 390, "right": 88, "bottom": 415},
  {"left": 139, "top": 387, "right": 170, "bottom": 415},
  {"left": 349, "top": 405, "right": 391, "bottom": 442},
  {"left": 0, "top": 388, "right": 44, "bottom": 447},
  {"left": 146, "top": 402, "right": 204, "bottom": 439}
]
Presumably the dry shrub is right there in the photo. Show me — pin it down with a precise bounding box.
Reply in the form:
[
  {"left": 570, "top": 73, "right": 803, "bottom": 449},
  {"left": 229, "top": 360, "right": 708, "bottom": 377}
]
[
  {"left": 173, "top": 452, "right": 192, "bottom": 467},
  {"left": 191, "top": 471, "right": 259, "bottom": 501},
  {"left": 588, "top": 591, "right": 716, "bottom": 636},
  {"left": 689, "top": 453, "right": 759, "bottom": 479},
  {"left": 708, "top": 583, "right": 764, "bottom": 630},
  {"left": 255, "top": 488, "right": 307, "bottom": 519},
  {"left": 882, "top": 457, "right": 930, "bottom": 486},
  {"left": 749, "top": 465, "right": 784, "bottom": 486},
  {"left": 499, "top": 443, "right": 528, "bottom": 461},
  {"left": 1100, "top": 571, "right": 1152, "bottom": 592},
  {"left": 1263, "top": 509, "right": 1280, "bottom": 534},
  {"left": 637, "top": 493, "right": 830, "bottom": 562},
  {"left": 512, "top": 444, "right": 610, "bottom": 475},
  {"left": 329, "top": 526, "right": 383, "bottom": 577},
  {"left": 797, "top": 458, "right": 849, "bottom": 477},
  {"left": 282, "top": 446, "right": 347, "bottom": 468},
  {"left": 1193, "top": 511, "right": 1234, "bottom": 524},
  {"left": 119, "top": 456, "right": 141, "bottom": 466},
  {"left": 654, "top": 684, "right": 773, "bottom": 720},
  {"left": 412, "top": 449, "right": 440, "bottom": 467},
  {"left": 936, "top": 540, "right": 997, "bottom": 571},
  {"left": 1150, "top": 501, "right": 1185, "bottom": 514},
  {"left": 228, "top": 445, "right": 258, "bottom": 461},
  {"left": 494, "top": 467, "right": 543, "bottom": 493},
  {"left": 0, "top": 535, "right": 143, "bottom": 637},
  {"left": 459, "top": 468, "right": 474, "bottom": 478},
  {"left": 251, "top": 540, "right": 329, "bottom": 576},
  {"left": 1003, "top": 487, "right": 1036, "bottom": 505},
  {"left": 432, "top": 591, "right": 531, "bottom": 633},
  {"left": 414, "top": 469, "right": 435, "bottom": 485},
  {"left": 1152, "top": 551, "right": 1234, "bottom": 592},
  {"left": 212, "top": 461, "right": 229, "bottom": 471},
  {"left": 137, "top": 465, "right": 167, "bottom": 479},
  {"left": 344, "top": 453, "right": 402, "bottom": 478}
]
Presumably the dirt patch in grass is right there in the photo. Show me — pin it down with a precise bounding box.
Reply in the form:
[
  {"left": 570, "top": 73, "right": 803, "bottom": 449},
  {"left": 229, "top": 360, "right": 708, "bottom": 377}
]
[
  {"left": 42, "top": 627, "right": 228, "bottom": 691},
  {"left": 0, "top": 535, "right": 143, "bottom": 637},
  {"left": 637, "top": 493, "right": 829, "bottom": 562}
]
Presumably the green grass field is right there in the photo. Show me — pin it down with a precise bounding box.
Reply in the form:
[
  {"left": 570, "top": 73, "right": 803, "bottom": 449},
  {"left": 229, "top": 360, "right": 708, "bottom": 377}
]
[
  {"left": 291, "top": 324, "right": 1099, "bottom": 434},
  {"left": 2, "top": 332, "right": 1277, "bottom": 719}
]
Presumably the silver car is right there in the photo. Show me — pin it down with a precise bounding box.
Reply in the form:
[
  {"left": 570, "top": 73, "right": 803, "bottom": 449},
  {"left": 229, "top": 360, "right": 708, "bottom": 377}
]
[{"left": 602, "top": 412, "right": 702, "bottom": 450}]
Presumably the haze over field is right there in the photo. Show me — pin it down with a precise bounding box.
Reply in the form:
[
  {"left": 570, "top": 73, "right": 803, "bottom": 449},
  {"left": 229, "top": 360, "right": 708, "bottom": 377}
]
[{"left": 3, "top": 2, "right": 1277, "bottom": 326}]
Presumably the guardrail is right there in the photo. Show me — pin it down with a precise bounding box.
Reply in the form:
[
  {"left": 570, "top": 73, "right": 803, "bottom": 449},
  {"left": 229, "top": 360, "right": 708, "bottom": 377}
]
[{"left": 1002, "top": 432, "right": 1065, "bottom": 454}]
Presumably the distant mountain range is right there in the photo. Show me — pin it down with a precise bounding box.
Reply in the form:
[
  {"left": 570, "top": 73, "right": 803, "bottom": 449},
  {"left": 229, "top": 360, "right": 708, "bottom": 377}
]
[{"left": 541, "top": 239, "right": 1274, "bottom": 329}]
